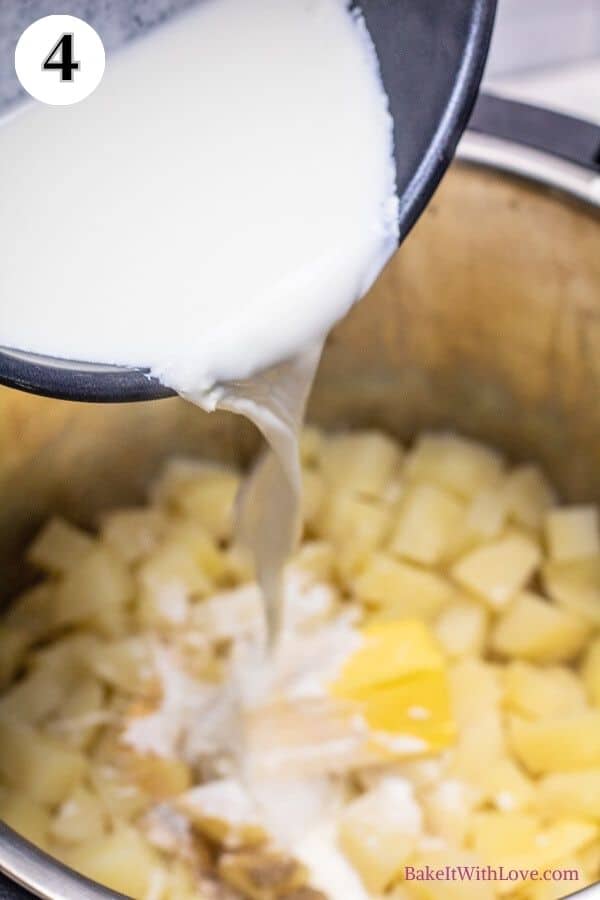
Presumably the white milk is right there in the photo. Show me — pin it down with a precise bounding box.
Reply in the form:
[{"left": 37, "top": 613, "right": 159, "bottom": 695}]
[{"left": 0, "top": 0, "right": 398, "bottom": 636}]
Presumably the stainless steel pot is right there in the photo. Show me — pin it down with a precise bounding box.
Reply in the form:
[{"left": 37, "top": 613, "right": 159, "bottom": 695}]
[{"left": 0, "top": 97, "right": 599, "bottom": 899}]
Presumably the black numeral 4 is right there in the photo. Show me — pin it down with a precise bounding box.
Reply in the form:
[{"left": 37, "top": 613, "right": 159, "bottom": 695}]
[{"left": 43, "top": 33, "right": 80, "bottom": 82}]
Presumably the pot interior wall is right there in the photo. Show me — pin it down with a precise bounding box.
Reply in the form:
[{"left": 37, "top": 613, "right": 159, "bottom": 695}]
[{"left": 0, "top": 161, "right": 599, "bottom": 601}]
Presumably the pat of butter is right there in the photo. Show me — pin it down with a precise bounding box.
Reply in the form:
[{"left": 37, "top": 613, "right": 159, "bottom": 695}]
[{"left": 330, "top": 621, "right": 456, "bottom": 754}]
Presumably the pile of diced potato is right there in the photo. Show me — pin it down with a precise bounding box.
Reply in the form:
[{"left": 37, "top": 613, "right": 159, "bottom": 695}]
[{"left": 0, "top": 429, "right": 599, "bottom": 900}]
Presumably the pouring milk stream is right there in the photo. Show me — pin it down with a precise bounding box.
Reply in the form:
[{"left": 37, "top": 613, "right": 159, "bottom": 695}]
[{"left": 0, "top": 0, "right": 398, "bottom": 641}]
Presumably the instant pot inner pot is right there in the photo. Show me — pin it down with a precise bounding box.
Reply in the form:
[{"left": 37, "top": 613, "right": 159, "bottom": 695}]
[
  {"left": 0, "top": 162, "right": 598, "bottom": 607},
  {"left": 0, "top": 160, "right": 599, "bottom": 898}
]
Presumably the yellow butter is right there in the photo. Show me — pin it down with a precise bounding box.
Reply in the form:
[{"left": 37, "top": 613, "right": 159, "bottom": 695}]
[{"left": 330, "top": 620, "right": 456, "bottom": 754}]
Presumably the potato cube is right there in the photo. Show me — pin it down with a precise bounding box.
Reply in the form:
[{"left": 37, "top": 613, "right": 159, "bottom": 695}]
[
  {"left": 504, "top": 465, "right": 556, "bottom": 530},
  {"left": 389, "top": 483, "right": 466, "bottom": 565},
  {"left": 176, "top": 778, "right": 265, "bottom": 848},
  {"left": 449, "top": 658, "right": 502, "bottom": 726},
  {"left": 0, "top": 664, "right": 75, "bottom": 725},
  {"left": 338, "top": 777, "right": 423, "bottom": 892},
  {"left": 543, "top": 556, "right": 600, "bottom": 626},
  {"left": 4, "top": 583, "right": 58, "bottom": 643},
  {"left": 434, "top": 601, "right": 488, "bottom": 659},
  {"left": 545, "top": 506, "right": 600, "bottom": 562},
  {"left": 464, "top": 485, "right": 508, "bottom": 542},
  {"left": 451, "top": 533, "right": 541, "bottom": 609},
  {"left": 405, "top": 433, "right": 504, "bottom": 498},
  {"left": 46, "top": 677, "right": 105, "bottom": 750},
  {"left": 467, "top": 811, "right": 539, "bottom": 860},
  {"left": 0, "top": 626, "right": 28, "bottom": 690},
  {"left": 50, "top": 784, "right": 106, "bottom": 845},
  {"left": 451, "top": 712, "right": 506, "bottom": 780},
  {"left": 27, "top": 517, "right": 95, "bottom": 574},
  {"left": 582, "top": 639, "right": 600, "bottom": 707},
  {"left": 422, "top": 778, "right": 479, "bottom": 846},
  {"left": 219, "top": 849, "right": 308, "bottom": 900},
  {"left": 0, "top": 715, "right": 86, "bottom": 805},
  {"left": 152, "top": 459, "right": 240, "bottom": 540},
  {"left": 118, "top": 747, "right": 192, "bottom": 801},
  {"left": 503, "top": 661, "right": 587, "bottom": 719},
  {"left": 319, "top": 430, "right": 402, "bottom": 498},
  {"left": 472, "top": 757, "right": 535, "bottom": 812},
  {"left": 491, "top": 591, "right": 589, "bottom": 663},
  {"left": 509, "top": 711, "right": 600, "bottom": 774},
  {"left": 89, "top": 763, "right": 150, "bottom": 823},
  {"left": 356, "top": 553, "right": 456, "bottom": 622},
  {"left": 66, "top": 823, "right": 160, "bottom": 897},
  {"left": 539, "top": 770, "right": 600, "bottom": 821},
  {"left": 0, "top": 791, "right": 51, "bottom": 849},
  {"left": 54, "top": 547, "right": 133, "bottom": 636},
  {"left": 317, "top": 490, "right": 392, "bottom": 572},
  {"left": 100, "top": 507, "right": 167, "bottom": 564},
  {"left": 85, "top": 636, "right": 155, "bottom": 696},
  {"left": 504, "top": 819, "right": 597, "bottom": 873}
]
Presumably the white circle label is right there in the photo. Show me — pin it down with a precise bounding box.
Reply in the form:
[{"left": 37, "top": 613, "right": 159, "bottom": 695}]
[{"left": 15, "top": 15, "right": 105, "bottom": 106}]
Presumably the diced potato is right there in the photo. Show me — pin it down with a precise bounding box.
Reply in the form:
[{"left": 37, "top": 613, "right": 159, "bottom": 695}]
[
  {"left": 545, "top": 506, "right": 600, "bottom": 562},
  {"left": 491, "top": 591, "right": 589, "bottom": 663},
  {"left": 0, "top": 625, "right": 28, "bottom": 690},
  {"left": 356, "top": 553, "right": 456, "bottom": 623},
  {"left": 50, "top": 784, "right": 106, "bottom": 845},
  {"left": 338, "top": 777, "right": 423, "bottom": 892},
  {"left": 406, "top": 850, "right": 490, "bottom": 899},
  {"left": 503, "top": 819, "right": 598, "bottom": 873},
  {"left": 434, "top": 601, "right": 488, "bottom": 659},
  {"left": 85, "top": 636, "right": 155, "bottom": 696},
  {"left": 405, "top": 433, "right": 504, "bottom": 499},
  {"left": 176, "top": 779, "right": 265, "bottom": 848},
  {"left": 66, "top": 823, "right": 161, "bottom": 897},
  {"left": 319, "top": 431, "right": 402, "bottom": 498},
  {"left": 389, "top": 483, "right": 466, "bottom": 565},
  {"left": 164, "top": 862, "right": 202, "bottom": 900},
  {"left": 503, "top": 661, "right": 587, "bottom": 719},
  {"left": 89, "top": 762, "right": 150, "bottom": 823},
  {"left": 472, "top": 757, "right": 535, "bottom": 812},
  {"left": 136, "top": 528, "right": 227, "bottom": 628},
  {"left": 464, "top": 485, "right": 508, "bottom": 542},
  {"left": 46, "top": 677, "right": 106, "bottom": 750},
  {"left": 27, "top": 517, "right": 95, "bottom": 574},
  {"left": 0, "top": 790, "right": 51, "bottom": 849},
  {"left": 467, "top": 811, "right": 539, "bottom": 860},
  {"left": 422, "top": 778, "right": 479, "bottom": 846},
  {"left": 538, "top": 770, "right": 600, "bottom": 821},
  {"left": 0, "top": 714, "right": 86, "bottom": 805},
  {"left": 117, "top": 746, "right": 192, "bottom": 801},
  {"left": 152, "top": 459, "right": 240, "bottom": 540},
  {"left": 504, "top": 464, "right": 556, "bottom": 530},
  {"left": 449, "top": 661, "right": 505, "bottom": 775},
  {"left": 451, "top": 534, "right": 541, "bottom": 609},
  {"left": 100, "top": 507, "right": 167, "bottom": 564},
  {"left": 331, "top": 621, "right": 455, "bottom": 755},
  {"left": 582, "top": 639, "right": 600, "bottom": 707},
  {"left": 0, "top": 663, "right": 77, "bottom": 724},
  {"left": 543, "top": 556, "right": 600, "bottom": 626},
  {"left": 449, "top": 658, "right": 503, "bottom": 727},
  {"left": 292, "top": 541, "right": 336, "bottom": 583},
  {"left": 54, "top": 546, "right": 133, "bottom": 637},
  {"left": 219, "top": 849, "right": 308, "bottom": 900},
  {"left": 317, "top": 491, "right": 392, "bottom": 579},
  {"left": 509, "top": 711, "right": 600, "bottom": 774},
  {"left": 4, "top": 582, "right": 58, "bottom": 643}
]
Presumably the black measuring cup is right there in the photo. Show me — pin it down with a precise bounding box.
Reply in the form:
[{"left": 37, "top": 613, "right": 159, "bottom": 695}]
[{"left": 0, "top": 0, "right": 497, "bottom": 403}]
